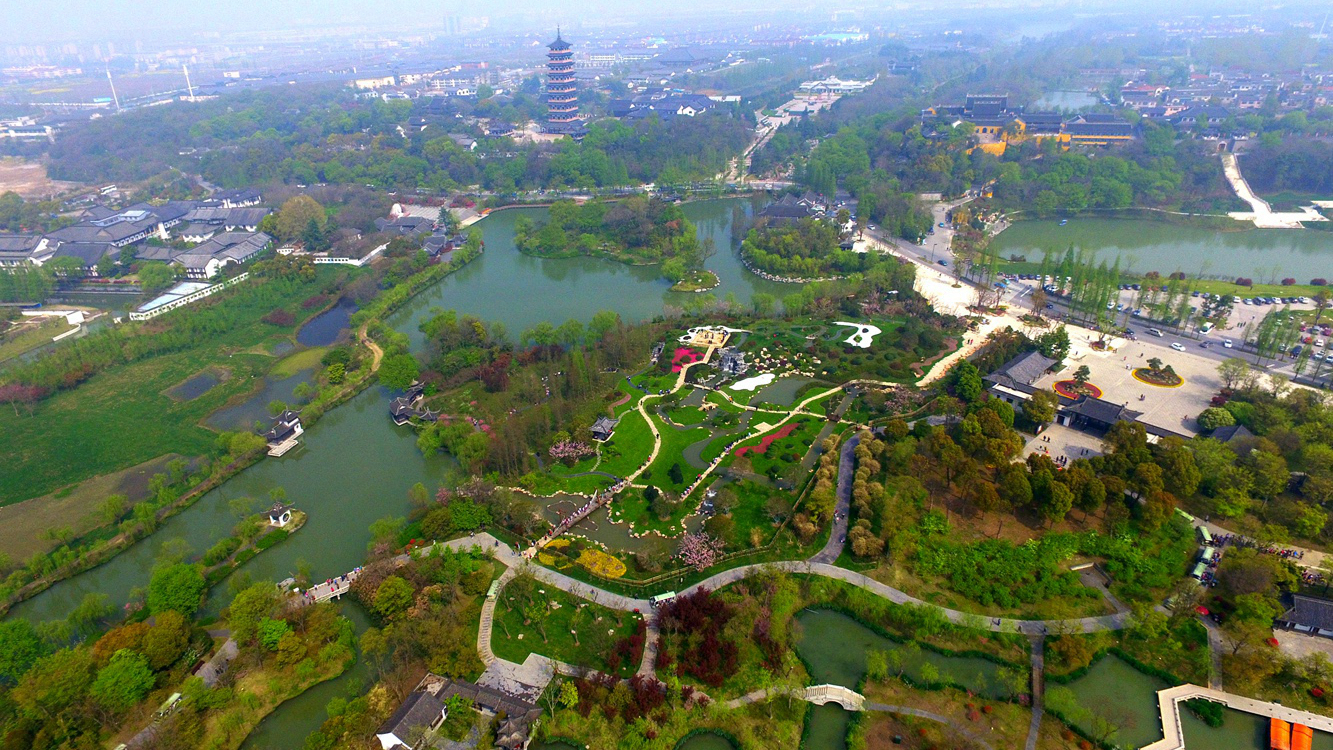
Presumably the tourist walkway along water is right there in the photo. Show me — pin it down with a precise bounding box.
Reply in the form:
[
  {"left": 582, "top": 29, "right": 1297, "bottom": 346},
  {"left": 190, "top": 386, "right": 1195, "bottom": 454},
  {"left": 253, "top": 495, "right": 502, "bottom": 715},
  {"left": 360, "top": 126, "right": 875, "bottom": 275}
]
[{"left": 1143, "top": 684, "right": 1333, "bottom": 750}]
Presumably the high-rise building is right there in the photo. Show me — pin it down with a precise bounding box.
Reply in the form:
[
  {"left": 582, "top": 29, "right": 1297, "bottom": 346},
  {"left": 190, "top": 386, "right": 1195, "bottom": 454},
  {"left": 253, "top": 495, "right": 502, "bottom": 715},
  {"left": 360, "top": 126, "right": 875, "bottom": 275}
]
[{"left": 545, "top": 30, "right": 583, "bottom": 137}]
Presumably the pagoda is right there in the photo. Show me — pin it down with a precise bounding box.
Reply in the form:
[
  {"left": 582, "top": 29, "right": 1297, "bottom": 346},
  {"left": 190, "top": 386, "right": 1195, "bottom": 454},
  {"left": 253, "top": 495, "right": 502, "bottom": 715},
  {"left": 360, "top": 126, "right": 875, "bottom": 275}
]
[{"left": 545, "top": 29, "right": 584, "bottom": 137}]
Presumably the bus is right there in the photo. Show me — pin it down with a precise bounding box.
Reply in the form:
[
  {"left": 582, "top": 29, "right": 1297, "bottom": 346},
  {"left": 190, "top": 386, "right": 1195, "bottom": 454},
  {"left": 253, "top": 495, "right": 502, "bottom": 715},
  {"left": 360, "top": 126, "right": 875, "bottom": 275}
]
[
  {"left": 1198, "top": 526, "right": 1214, "bottom": 546},
  {"left": 649, "top": 592, "right": 677, "bottom": 608}
]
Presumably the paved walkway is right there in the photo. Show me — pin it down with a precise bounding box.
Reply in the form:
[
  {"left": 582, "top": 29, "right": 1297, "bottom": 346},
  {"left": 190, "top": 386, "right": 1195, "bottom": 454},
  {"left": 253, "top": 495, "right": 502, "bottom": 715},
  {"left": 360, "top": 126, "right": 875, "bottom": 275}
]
[
  {"left": 686, "top": 561, "right": 1129, "bottom": 635},
  {"left": 1200, "top": 616, "right": 1224, "bottom": 690},
  {"left": 1222, "top": 152, "right": 1327, "bottom": 229},
  {"left": 810, "top": 432, "right": 860, "bottom": 564},
  {"left": 1025, "top": 636, "right": 1044, "bottom": 750},
  {"left": 1143, "top": 683, "right": 1333, "bottom": 750}
]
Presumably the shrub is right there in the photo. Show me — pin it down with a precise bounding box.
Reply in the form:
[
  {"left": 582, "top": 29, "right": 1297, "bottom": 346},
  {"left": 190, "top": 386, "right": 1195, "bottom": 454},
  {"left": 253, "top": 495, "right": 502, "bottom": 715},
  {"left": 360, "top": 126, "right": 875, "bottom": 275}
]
[
  {"left": 1282, "top": 278, "right": 1296, "bottom": 286},
  {"left": 1313, "top": 279, "right": 1328, "bottom": 286},
  {"left": 1197, "top": 407, "right": 1236, "bottom": 433},
  {"left": 263, "top": 308, "right": 296, "bottom": 326},
  {"left": 1236, "top": 277, "right": 1253, "bottom": 287}
]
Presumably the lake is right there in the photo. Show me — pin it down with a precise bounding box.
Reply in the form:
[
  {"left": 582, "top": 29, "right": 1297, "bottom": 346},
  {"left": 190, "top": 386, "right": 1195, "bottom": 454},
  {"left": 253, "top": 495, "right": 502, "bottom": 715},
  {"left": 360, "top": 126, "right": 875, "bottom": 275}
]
[{"left": 992, "top": 218, "right": 1333, "bottom": 281}]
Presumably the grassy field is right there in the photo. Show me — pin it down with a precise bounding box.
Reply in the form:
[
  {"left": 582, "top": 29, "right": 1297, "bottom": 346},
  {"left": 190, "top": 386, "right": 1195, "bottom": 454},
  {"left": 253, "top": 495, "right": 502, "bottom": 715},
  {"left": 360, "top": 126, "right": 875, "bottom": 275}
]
[
  {"left": 0, "top": 317, "right": 75, "bottom": 363},
  {"left": 641, "top": 424, "right": 712, "bottom": 492},
  {"left": 0, "top": 453, "right": 184, "bottom": 564},
  {"left": 594, "top": 409, "right": 656, "bottom": 479},
  {"left": 492, "top": 583, "right": 642, "bottom": 676},
  {"left": 270, "top": 346, "right": 327, "bottom": 378},
  {"left": 0, "top": 272, "right": 337, "bottom": 506}
]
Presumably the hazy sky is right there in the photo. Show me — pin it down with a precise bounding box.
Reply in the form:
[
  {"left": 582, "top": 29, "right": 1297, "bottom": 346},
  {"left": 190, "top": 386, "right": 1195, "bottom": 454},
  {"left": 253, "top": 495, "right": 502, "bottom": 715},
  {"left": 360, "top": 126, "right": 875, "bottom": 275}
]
[
  {"left": 0, "top": 0, "right": 787, "bottom": 42},
  {"left": 1, "top": 0, "right": 1319, "bottom": 44}
]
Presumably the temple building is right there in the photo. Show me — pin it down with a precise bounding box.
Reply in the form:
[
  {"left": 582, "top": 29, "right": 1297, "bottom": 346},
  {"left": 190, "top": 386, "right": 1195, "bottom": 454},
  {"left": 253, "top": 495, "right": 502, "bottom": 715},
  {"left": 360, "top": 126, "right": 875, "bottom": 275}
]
[{"left": 545, "top": 30, "right": 585, "bottom": 138}]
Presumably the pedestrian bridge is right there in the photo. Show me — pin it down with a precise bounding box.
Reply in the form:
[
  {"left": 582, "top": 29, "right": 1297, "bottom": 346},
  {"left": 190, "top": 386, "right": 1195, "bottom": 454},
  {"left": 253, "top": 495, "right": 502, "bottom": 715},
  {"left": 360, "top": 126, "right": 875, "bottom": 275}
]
[{"left": 804, "top": 684, "right": 865, "bottom": 711}]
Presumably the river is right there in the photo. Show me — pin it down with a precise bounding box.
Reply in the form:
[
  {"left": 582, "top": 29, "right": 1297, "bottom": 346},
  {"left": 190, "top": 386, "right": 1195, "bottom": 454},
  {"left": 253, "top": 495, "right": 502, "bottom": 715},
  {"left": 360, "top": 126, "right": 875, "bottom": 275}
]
[
  {"left": 991, "top": 218, "right": 1333, "bottom": 281},
  {"left": 7, "top": 198, "right": 785, "bottom": 623}
]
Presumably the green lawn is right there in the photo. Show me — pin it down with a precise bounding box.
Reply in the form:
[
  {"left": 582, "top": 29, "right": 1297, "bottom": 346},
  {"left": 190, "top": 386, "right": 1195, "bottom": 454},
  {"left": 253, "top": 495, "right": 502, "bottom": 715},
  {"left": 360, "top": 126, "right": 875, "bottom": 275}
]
[
  {"left": 700, "top": 430, "right": 746, "bottom": 464},
  {"left": 594, "top": 408, "right": 656, "bottom": 479},
  {"left": 641, "top": 423, "right": 712, "bottom": 492},
  {"left": 492, "top": 582, "right": 642, "bottom": 676},
  {"left": 729, "top": 479, "right": 788, "bottom": 546},
  {"left": 663, "top": 404, "right": 707, "bottom": 426}
]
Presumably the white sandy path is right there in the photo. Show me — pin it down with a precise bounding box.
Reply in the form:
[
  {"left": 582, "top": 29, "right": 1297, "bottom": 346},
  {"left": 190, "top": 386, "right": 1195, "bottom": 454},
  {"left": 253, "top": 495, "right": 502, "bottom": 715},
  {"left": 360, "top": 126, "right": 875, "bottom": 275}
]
[{"left": 833, "top": 321, "right": 881, "bottom": 348}]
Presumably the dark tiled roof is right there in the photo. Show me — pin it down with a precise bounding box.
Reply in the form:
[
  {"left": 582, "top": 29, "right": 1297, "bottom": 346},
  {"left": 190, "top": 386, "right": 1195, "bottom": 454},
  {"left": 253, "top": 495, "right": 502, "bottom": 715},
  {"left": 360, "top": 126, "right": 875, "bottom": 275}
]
[
  {"left": 1281, "top": 594, "right": 1333, "bottom": 631},
  {"left": 50, "top": 241, "right": 115, "bottom": 267},
  {"left": 1209, "top": 424, "right": 1253, "bottom": 443},
  {"left": 984, "top": 350, "right": 1056, "bottom": 389},
  {"left": 377, "top": 690, "right": 444, "bottom": 744},
  {"left": 1063, "top": 395, "right": 1141, "bottom": 424}
]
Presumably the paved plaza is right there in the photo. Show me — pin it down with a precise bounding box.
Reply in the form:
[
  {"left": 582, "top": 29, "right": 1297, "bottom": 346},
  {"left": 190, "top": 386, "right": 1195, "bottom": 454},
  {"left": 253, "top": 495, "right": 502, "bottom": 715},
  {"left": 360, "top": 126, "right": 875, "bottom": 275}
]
[
  {"left": 1032, "top": 334, "right": 1222, "bottom": 438},
  {"left": 1023, "top": 423, "right": 1104, "bottom": 463}
]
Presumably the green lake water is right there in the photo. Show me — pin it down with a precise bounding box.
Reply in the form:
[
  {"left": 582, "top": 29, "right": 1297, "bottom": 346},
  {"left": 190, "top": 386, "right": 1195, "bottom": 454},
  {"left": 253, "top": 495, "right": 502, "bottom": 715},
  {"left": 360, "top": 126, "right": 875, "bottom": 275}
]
[
  {"left": 673, "top": 731, "right": 738, "bottom": 750},
  {"left": 794, "top": 609, "right": 1012, "bottom": 699},
  {"left": 793, "top": 609, "right": 1013, "bottom": 750},
  {"left": 991, "top": 218, "right": 1333, "bottom": 280},
  {"left": 1060, "top": 655, "right": 1168, "bottom": 749}
]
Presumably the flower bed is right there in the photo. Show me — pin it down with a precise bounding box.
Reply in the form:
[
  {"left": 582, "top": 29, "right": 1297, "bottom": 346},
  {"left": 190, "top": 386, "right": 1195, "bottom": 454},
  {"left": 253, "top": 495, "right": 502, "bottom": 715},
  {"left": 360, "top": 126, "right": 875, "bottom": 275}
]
[
  {"left": 734, "top": 422, "right": 798, "bottom": 457},
  {"left": 577, "top": 547, "right": 627, "bottom": 578},
  {"left": 1132, "top": 367, "right": 1184, "bottom": 387},
  {"left": 670, "top": 347, "right": 705, "bottom": 372},
  {"left": 1053, "top": 380, "right": 1103, "bottom": 399}
]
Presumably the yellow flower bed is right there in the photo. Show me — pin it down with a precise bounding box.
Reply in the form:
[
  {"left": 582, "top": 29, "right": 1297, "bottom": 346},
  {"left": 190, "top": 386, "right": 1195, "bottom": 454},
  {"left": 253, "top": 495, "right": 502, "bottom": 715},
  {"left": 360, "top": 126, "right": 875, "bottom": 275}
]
[
  {"left": 544, "top": 538, "right": 571, "bottom": 549},
  {"left": 537, "top": 553, "right": 558, "bottom": 566},
  {"left": 576, "top": 548, "right": 627, "bottom": 579}
]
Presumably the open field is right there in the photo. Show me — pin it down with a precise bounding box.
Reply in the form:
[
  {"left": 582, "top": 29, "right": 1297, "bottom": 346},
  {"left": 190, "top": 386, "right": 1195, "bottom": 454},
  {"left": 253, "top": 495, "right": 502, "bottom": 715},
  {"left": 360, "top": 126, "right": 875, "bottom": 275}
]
[
  {"left": 0, "top": 157, "right": 81, "bottom": 198},
  {"left": 0, "top": 453, "right": 184, "bottom": 564},
  {"left": 0, "top": 316, "right": 76, "bottom": 363}
]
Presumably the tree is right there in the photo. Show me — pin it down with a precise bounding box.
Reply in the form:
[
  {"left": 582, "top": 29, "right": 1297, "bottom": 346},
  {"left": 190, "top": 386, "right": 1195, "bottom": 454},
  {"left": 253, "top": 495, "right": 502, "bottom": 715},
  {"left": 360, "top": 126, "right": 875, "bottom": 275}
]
[
  {"left": 373, "top": 576, "right": 415, "bottom": 621},
  {"left": 147, "top": 563, "right": 207, "bottom": 616},
  {"left": 1314, "top": 289, "right": 1331, "bottom": 325},
  {"left": 1072, "top": 365, "right": 1091, "bottom": 386},
  {"left": 0, "top": 619, "right": 46, "bottom": 685},
  {"left": 137, "top": 262, "right": 179, "bottom": 295},
  {"left": 1025, "top": 390, "right": 1058, "bottom": 424},
  {"left": 276, "top": 195, "right": 327, "bottom": 242},
  {"left": 1197, "top": 407, "right": 1235, "bottom": 432},
  {"left": 378, "top": 353, "right": 420, "bottom": 391},
  {"left": 11, "top": 648, "right": 94, "bottom": 720},
  {"left": 227, "top": 582, "right": 280, "bottom": 647},
  {"left": 1217, "top": 358, "right": 1250, "bottom": 390},
  {"left": 140, "top": 610, "right": 191, "bottom": 671},
  {"left": 90, "top": 649, "right": 155, "bottom": 712}
]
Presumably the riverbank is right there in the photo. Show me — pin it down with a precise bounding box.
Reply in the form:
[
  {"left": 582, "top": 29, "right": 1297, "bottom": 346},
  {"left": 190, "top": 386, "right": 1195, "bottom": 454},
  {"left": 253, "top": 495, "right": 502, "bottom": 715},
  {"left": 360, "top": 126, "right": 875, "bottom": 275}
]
[{"left": 0, "top": 249, "right": 482, "bottom": 619}]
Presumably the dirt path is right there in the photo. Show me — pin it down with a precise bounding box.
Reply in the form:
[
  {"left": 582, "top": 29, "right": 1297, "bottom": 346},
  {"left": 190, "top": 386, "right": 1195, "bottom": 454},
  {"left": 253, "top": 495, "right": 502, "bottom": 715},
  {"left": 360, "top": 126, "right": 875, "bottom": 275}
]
[{"left": 358, "top": 324, "right": 384, "bottom": 372}]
